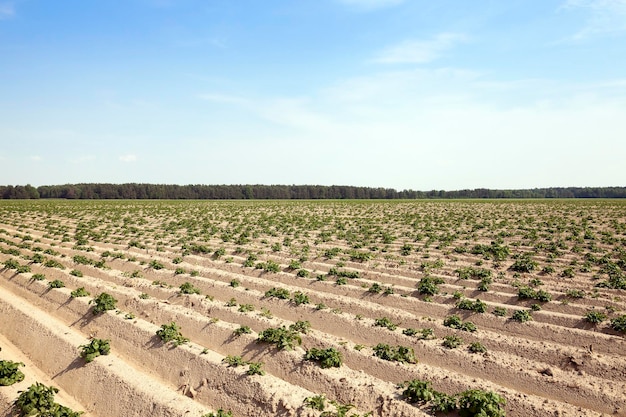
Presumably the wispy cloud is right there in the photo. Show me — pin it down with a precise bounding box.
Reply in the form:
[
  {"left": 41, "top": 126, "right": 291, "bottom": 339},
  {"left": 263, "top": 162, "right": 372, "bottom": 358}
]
[
  {"left": 119, "top": 154, "right": 137, "bottom": 163},
  {"left": 337, "top": 0, "right": 405, "bottom": 10},
  {"left": 199, "top": 93, "right": 332, "bottom": 131},
  {"left": 197, "top": 93, "right": 250, "bottom": 105},
  {"left": 0, "top": 2, "right": 15, "bottom": 20},
  {"left": 561, "top": 0, "right": 626, "bottom": 39},
  {"left": 374, "top": 33, "right": 468, "bottom": 64},
  {"left": 30, "top": 155, "right": 42, "bottom": 161}
]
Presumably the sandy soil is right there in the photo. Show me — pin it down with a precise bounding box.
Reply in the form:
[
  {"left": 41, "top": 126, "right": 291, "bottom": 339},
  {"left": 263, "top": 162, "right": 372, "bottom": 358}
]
[{"left": 1, "top": 200, "right": 625, "bottom": 417}]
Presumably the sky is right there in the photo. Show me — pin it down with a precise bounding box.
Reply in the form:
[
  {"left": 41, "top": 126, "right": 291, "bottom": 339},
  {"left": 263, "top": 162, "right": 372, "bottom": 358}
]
[{"left": 1, "top": 0, "right": 625, "bottom": 191}]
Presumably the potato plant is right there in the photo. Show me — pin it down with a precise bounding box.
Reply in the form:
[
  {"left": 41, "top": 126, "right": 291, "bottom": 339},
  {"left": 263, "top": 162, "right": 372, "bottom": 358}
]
[
  {"left": 156, "top": 322, "right": 189, "bottom": 346},
  {"left": 304, "top": 347, "right": 343, "bottom": 368},
  {"left": 372, "top": 343, "right": 416, "bottom": 364},
  {"left": 0, "top": 360, "right": 25, "bottom": 386},
  {"left": 257, "top": 326, "right": 302, "bottom": 350},
  {"left": 13, "top": 382, "right": 83, "bottom": 417},
  {"left": 90, "top": 292, "right": 117, "bottom": 315},
  {"left": 79, "top": 338, "right": 111, "bottom": 363}
]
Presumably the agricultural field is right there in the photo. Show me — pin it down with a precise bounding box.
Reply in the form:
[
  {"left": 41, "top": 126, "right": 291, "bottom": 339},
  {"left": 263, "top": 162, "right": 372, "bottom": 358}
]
[{"left": 1, "top": 199, "right": 626, "bottom": 417}]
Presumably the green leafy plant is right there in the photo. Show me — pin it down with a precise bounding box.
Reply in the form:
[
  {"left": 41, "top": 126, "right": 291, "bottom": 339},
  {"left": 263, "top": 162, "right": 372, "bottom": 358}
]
[
  {"left": 372, "top": 343, "right": 416, "bottom": 364},
  {"left": 90, "top": 293, "right": 117, "bottom": 315},
  {"left": 458, "top": 389, "right": 506, "bottom": 417},
  {"left": 304, "top": 347, "right": 343, "bottom": 368},
  {"left": 202, "top": 409, "right": 233, "bottom": 417},
  {"left": 417, "top": 276, "right": 443, "bottom": 296},
  {"left": 431, "top": 392, "right": 459, "bottom": 413},
  {"left": 444, "top": 315, "right": 463, "bottom": 328},
  {"left": 292, "top": 291, "right": 310, "bottom": 306},
  {"left": 510, "top": 253, "right": 537, "bottom": 273},
  {"left": 243, "top": 254, "right": 257, "bottom": 267},
  {"left": 43, "top": 259, "right": 65, "bottom": 269},
  {"left": 398, "top": 379, "right": 459, "bottom": 413},
  {"left": 3, "top": 258, "right": 20, "bottom": 269},
  {"left": 442, "top": 335, "right": 463, "bottom": 349},
  {"left": 48, "top": 280, "right": 65, "bottom": 289},
  {"left": 261, "top": 260, "right": 280, "bottom": 273},
  {"left": 374, "top": 317, "right": 398, "bottom": 331},
  {"left": 0, "top": 360, "right": 25, "bottom": 386},
  {"left": 13, "top": 382, "right": 83, "bottom": 417},
  {"left": 31, "top": 273, "right": 46, "bottom": 281},
  {"left": 492, "top": 307, "right": 507, "bottom": 317},
  {"left": 149, "top": 259, "right": 164, "bottom": 270},
  {"left": 304, "top": 394, "right": 326, "bottom": 411},
  {"left": 611, "top": 315, "right": 626, "bottom": 333},
  {"left": 290, "top": 320, "right": 312, "bottom": 334},
  {"left": 455, "top": 266, "right": 492, "bottom": 280},
  {"left": 321, "top": 400, "right": 371, "bottom": 417},
  {"left": 16, "top": 265, "right": 31, "bottom": 274},
  {"left": 179, "top": 282, "right": 200, "bottom": 295},
  {"left": 468, "top": 342, "right": 487, "bottom": 353},
  {"left": 238, "top": 303, "right": 254, "bottom": 313},
  {"left": 335, "top": 277, "right": 347, "bottom": 286},
  {"left": 566, "top": 289, "right": 585, "bottom": 298},
  {"left": 402, "top": 328, "right": 418, "bottom": 336},
  {"left": 222, "top": 355, "right": 246, "bottom": 367},
  {"left": 72, "top": 255, "right": 93, "bottom": 265},
  {"left": 296, "top": 269, "right": 310, "bottom": 278},
  {"left": 511, "top": 309, "right": 532, "bottom": 323},
  {"left": 517, "top": 286, "right": 551, "bottom": 302},
  {"left": 264, "top": 287, "right": 290, "bottom": 299},
  {"left": 456, "top": 298, "right": 487, "bottom": 313},
  {"left": 70, "top": 287, "right": 90, "bottom": 298},
  {"left": 79, "top": 338, "right": 110, "bottom": 363},
  {"left": 246, "top": 361, "right": 265, "bottom": 376},
  {"left": 584, "top": 310, "right": 607, "bottom": 324},
  {"left": 233, "top": 326, "right": 252, "bottom": 336},
  {"left": 156, "top": 322, "right": 189, "bottom": 345},
  {"left": 443, "top": 315, "right": 477, "bottom": 332},
  {"left": 398, "top": 379, "right": 437, "bottom": 403},
  {"left": 257, "top": 326, "right": 302, "bottom": 350}
]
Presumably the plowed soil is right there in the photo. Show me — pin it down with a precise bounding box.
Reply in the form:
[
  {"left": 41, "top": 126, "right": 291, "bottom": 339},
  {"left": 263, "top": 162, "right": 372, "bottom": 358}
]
[{"left": 1, "top": 199, "right": 625, "bottom": 417}]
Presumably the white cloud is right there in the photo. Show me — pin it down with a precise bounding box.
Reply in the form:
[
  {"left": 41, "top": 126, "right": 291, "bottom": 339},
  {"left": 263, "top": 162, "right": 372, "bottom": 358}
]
[
  {"left": 0, "top": 2, "right": 15, "bottom": 19},
  {"left": 323, "top": 67, "right": 481, "bottom": 104},
  {"left": 119, "top": 154, "right": 137, "bottom": 163},
  {"left": 197, "top": 93, "right": 250, "bottom": 105},
  {"left": 374, "top": 33, "right": 468, "bottom": 64},
  {"left": 30, "top": 155, "right": 42, "bottom": 161},
  {"left": 337, "top": 0, "right": 404, "bottom": 10},
  {"left": 562, "top": 0, "right": 626, "bottom": 39}
]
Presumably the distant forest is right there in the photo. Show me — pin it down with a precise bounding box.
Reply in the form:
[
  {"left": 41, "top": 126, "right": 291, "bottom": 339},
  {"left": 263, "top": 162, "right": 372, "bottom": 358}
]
[{"left": 1, "top": 183, "right": 625, "bottom": 200}]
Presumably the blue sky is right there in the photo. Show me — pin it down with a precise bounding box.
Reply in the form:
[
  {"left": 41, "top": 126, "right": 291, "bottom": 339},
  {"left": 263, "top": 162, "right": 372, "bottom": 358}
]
[{"left": 1, "top": 0, "right": 625, "bottom": 190}]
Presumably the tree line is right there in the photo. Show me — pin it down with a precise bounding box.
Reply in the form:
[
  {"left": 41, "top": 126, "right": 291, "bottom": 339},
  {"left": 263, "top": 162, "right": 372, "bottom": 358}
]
[{"left": 1, "top": 183, "right": 625, "bottom": 200}]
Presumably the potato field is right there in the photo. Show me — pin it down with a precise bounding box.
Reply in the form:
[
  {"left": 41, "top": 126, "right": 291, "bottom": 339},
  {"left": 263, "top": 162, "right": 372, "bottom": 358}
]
[{"left": 1, "top": 199, "right": 626, "bottom": 417}]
